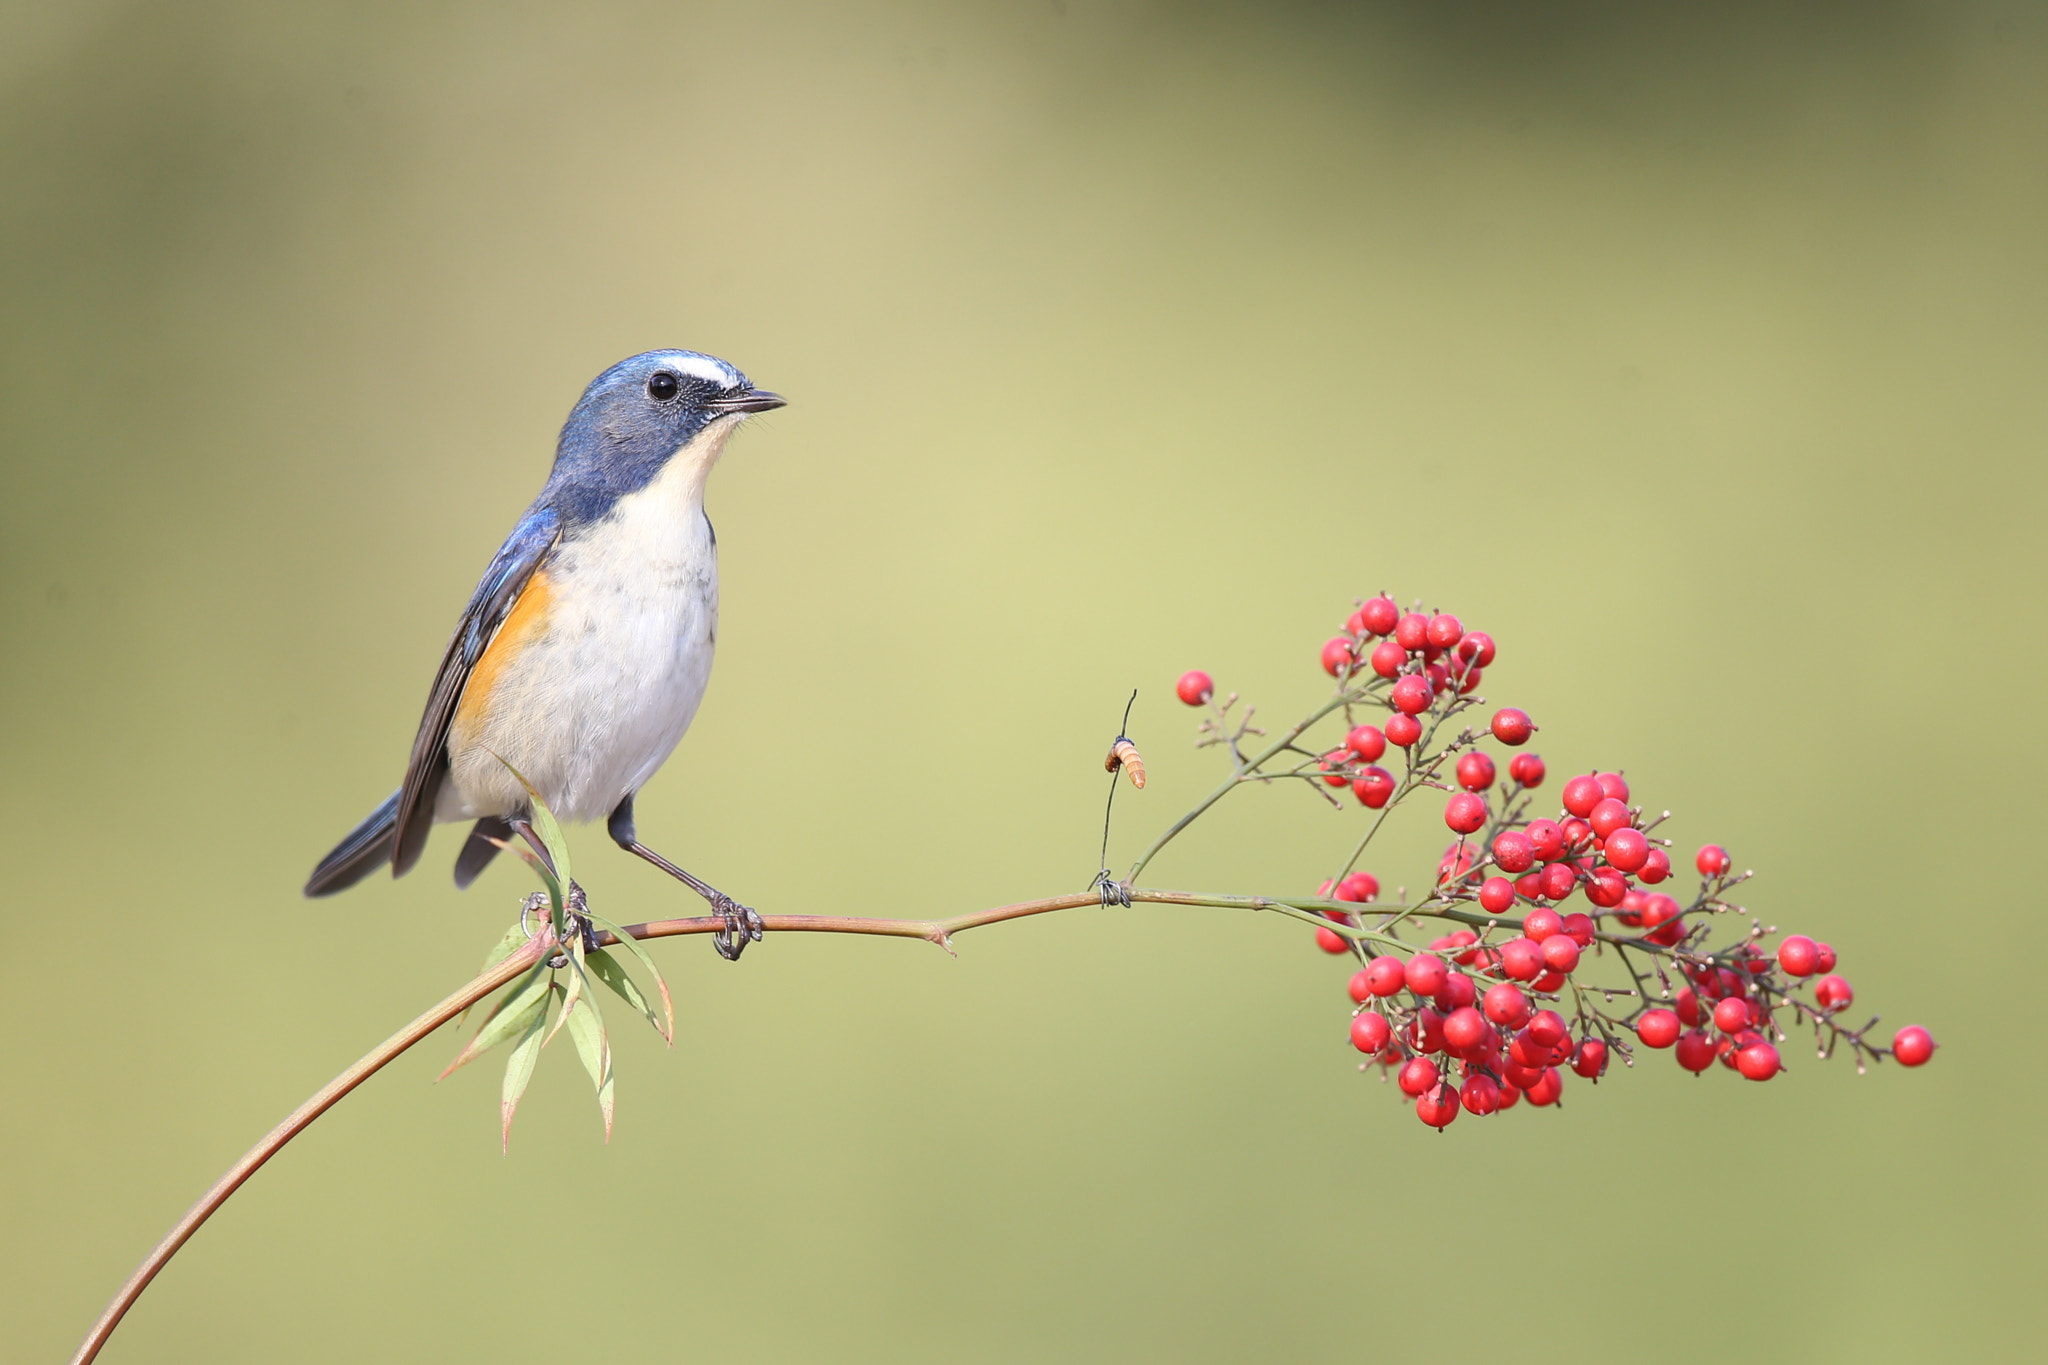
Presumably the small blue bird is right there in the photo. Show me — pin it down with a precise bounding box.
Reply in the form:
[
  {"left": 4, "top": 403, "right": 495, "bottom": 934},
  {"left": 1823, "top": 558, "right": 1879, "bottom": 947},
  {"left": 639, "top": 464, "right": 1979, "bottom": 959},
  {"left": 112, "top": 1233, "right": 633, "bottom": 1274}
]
[{"left": 305, "top": 350, "right": 784, "bottom": 959}]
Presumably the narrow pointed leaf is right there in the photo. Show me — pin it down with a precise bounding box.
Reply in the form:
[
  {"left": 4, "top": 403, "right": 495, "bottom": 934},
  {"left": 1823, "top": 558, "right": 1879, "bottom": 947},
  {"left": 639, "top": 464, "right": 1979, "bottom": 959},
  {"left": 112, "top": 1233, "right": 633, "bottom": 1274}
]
[
  {"left": 562, "top": 980, "right": 615, "bottom": 1141},
  {"left": 500, "top": 984, "right": 556, "bottom": 1153},
  {"left": 584, "top": 948, "right": 666, "bottom": 1041},
  {"left": 584, "top": 912, "right": 674, "bottom": 1043},
  {"left": 488, "top": 753, "right": 572, "bottom": 891},
  {"left": 543, "top": 938, "right": 586, "bottom": 1049},
  {"left": 441, "top": 963, "right": 549, "bottom": 1080},
  {"left": 459, "top": 920, "right": 540, "bottom": 1026}
]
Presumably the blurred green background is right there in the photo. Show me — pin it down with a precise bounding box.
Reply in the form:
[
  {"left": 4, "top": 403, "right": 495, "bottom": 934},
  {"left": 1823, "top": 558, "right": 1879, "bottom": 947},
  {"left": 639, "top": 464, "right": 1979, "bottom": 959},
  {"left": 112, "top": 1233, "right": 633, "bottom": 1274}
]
[{"left": 4, "top": 2, "right": 2042, "bottom": 1360}]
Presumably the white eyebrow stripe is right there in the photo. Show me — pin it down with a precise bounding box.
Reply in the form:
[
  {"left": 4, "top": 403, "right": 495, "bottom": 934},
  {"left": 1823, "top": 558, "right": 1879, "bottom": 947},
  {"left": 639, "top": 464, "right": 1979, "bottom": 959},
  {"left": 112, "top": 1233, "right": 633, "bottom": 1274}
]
[{"left": 664, "top": 353, "right": 741, "bottom": 387}]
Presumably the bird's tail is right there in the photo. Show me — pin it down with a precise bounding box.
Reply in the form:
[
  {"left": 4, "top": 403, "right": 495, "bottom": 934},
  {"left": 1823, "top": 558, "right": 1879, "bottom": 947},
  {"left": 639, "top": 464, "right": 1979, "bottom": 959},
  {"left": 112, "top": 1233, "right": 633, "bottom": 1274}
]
[{"left": 304, "top": 790, "right": 400, "bottom": 897}]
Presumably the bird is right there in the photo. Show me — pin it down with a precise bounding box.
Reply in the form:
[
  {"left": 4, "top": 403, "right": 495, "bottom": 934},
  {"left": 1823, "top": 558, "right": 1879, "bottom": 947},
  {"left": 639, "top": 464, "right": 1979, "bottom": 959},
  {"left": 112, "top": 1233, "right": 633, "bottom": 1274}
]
[{"left": 304, "top": 349, "right": 784, "bottom": 960}]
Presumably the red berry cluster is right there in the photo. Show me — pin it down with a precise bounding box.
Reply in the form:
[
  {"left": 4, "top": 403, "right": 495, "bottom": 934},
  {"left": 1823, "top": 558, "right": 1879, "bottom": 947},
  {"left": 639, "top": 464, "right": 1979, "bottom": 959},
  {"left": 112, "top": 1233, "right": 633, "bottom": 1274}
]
[{"left": 1176, "top": 595, "right": 1936, "bottom": 1131}]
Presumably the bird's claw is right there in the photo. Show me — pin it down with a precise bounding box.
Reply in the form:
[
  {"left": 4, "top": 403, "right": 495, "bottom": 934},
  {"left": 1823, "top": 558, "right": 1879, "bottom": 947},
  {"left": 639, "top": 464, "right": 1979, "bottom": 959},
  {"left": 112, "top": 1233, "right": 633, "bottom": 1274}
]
[
  {"left": 711, "top": 894, "right": 764, "bottom": 962},
  {"left": 1091, "top": 870, "right": 1133, "bottom": 908}
]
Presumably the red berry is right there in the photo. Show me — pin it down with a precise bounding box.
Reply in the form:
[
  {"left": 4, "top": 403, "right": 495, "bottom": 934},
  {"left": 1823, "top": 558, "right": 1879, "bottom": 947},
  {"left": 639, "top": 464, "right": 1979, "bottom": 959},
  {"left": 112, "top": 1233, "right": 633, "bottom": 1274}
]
[
  {"left": 1360, "top": 596, "right": 1400, "bottom": 636},
  {"left": 1319, "top": 749, "right": 1351, "bottom": 787},
  {"left": 1416, "top": 1081, "right": 1461, "bottom": 1129},
  {"left": 1674, "top": 1029, "right": 1717, "bottom": 1073},
  {"left": 1495, "top": 1079, "right": 1523, "bottom": 1110},
  {"left": 1444, "top": 792, "right": 1488, "bottom": 834},
  {"left": 1537, "top": 861, "right": 1579, "bottom": 902},
  {"left": 1508, "top": 752, "right": 1546, "bottom": 787},
  {"left": 1437, "top": 843, "right": 1478, "bottom": 885},
  {"left": 1368, "top": 640, "right": 1407, "bottom": 679},
  {"left": 1522, "top": 907, "right": 1564, "bottom": 941},
  {"left": 1540, "top": 934, "right": 1581, "bottom": 974},
  {"left": 1397, "top": 1056, "right": 1440, "bottom": 1097},
  {"left": 1525, "top": 820, "right": 1565, "bottom": 863},
  {"left": 1514, "top": 871, "right": 1543, "bottom": 900},
  {"left": 1350, "top": 1010, "right": 1392, "bottom": 1054},
  {"left": 1444, "top": 929, "right": 1481, "bottom": 966},
  {"left": 1584, "top": 867, "right": 1628, "bottom": 908},
  {"left": 1458, "top": 632, "right": 1497, "bottom": 667},
  {"left": 1483, "top": 983, "right": 1532, "bottom": 1029},
  {"left": 1637, "top": 845, "right": 1671, "bottom": 884},
  {"left": 1777, "top": 935, "right": 1820, "bottom": 977},
  {"left": 1175, "top": 670, "right": 1214, "bottom": 706},
  {"left": 1589, "top": 798, "right": 1633, "bottom": 841},
  {"left": 1321, "top": 637, "right": 1355, "bottom": 676},
  {"left": 1406, "top": 1007, "right": 1447, "bottom": 1055},
  {"left": 1492, "top": 830, "right": 1535, "bottom": 873},
  {"left": 1352, "top": 766, "right": 1396, "bottom": 808},
  {"left": 1391, "top": 673, "right": 1433, "bottom": 715},
  {"left": 1394, "top": 613, "right": 1430, "bottom": 650},
  {"left": 1712, "top": 997, "right": 1751, "bottom": 1034},
  {"left": 1508, "top": 1028, "right": 1552, "bottom": 1069},
  {"left": 1425, "top": 613, "right": 1463, "bottom": 649},
  {"left": 1560, "top": 913, "right": 1595, "bottom": 947},
  {"left": 1636, "top": 1010, "right": 1681, "bottom": 1048},
  {"left": 1596, "top": 772, "right": 1630, "bottom": 802},
  {"left": 1433, "top": 971, "right": 1477, "bottom": 1013},
  {"left": 1478, "top": 876, "right": 1517, "bottom": 913},
  {"left": 1385, "top": 714, "right": 1422, "bottom": 747},
  {"left": 1497, "top": 937, "right": 1543, "bottom": 982},
  {"left": 1562, "top": 775, "right": 1605, "bottom": 818},
  {"left": 1460, "top": 1072, "right": 1502, "bottom": 1115},
  {"left": 1405, "top": 953, "right": 1450, "bottom": 997},
  {"left": 1345, "top": 725, "right": 1387, "bottom": 762},
  {"left": 1815, "top": 975, "right": 1853, "bottom": 1011},
  {"left": 1697, "top": 844, "right": 1731, "bottom": 877},
  {"left": 1893, "top": 1025, "right": 1938, "bottom": 1067},
  {"left": 1315, "top": 926, "right": 1349, "bottom": 954},
  {"left": 1353, "top": 955, "right": 1401, "bottom": 996},
  {"left": 1674, "top": 987, "right": 1703, "bottom": 1027},
  {"left": 1338, "top": 871, "right": 1380, "bottom": 902},
  {"left": 1525, "top": 1010, "right": 1568, "bottom": 1049},
  {"left": 1443, "top": 1006, "right": 1489, "bottom": 1053},
  {"left": 1571, "top": 1037, "right": 1608, "bottom": 1079},
  {"left": 1523, "top": 1067, "right": 1564, "bottom": 1107},
  {"left": 1346, "top": 969, "right": 1374, "bottom": 1004},
  {"left": 1603, "top": 827, "right": 1649, "bottom": 874},
  {"left": 1489, "top": 707, "right": 1532, "bottom": 746},
  {"left": 1814, "top": 942, "right": 1837, "bottom": 973},
  {"left": 1456, "top": 751, "right": 1497, "bottom": 792},
  {"left": 1735, "top": 1040, "right": 1781, "bottom": 1081}
]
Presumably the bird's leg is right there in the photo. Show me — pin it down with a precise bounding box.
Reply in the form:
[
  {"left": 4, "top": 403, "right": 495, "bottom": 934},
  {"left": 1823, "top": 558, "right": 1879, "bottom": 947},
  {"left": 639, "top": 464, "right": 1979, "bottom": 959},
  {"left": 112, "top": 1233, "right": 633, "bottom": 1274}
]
[
  {"left": 508, "top": 821, "right": 597, "bottom": 954},
  {"left": 608, "top": 795, "right": 762, "bottom": 961}
]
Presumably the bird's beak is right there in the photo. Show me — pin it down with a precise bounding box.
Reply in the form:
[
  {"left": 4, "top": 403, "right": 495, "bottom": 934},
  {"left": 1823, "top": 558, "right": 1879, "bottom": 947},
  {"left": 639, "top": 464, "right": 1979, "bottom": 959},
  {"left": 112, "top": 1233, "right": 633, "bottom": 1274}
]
[{"left": 707, "top": 388, "right": 787, "bottom": 415}]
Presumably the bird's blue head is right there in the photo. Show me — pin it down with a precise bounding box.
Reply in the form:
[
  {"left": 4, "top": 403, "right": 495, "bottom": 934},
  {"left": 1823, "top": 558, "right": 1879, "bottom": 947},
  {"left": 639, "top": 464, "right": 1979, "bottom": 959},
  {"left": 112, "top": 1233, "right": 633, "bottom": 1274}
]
[{"left": 543, "top": 349, "right": 784, "bottom": 525}]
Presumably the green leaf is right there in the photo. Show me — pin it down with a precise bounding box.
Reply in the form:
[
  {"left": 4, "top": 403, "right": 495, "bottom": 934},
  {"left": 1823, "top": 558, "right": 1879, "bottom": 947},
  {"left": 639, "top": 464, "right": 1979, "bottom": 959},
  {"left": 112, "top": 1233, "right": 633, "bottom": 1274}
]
[
  {"left": 562, "top": 979, "right": 615, "bottom": 1141},
  {"left": 487, "top": 752, "right": 572, "bottom": 893},
  {"left": 500, "top": 983, "right": 557, "bottom": 1153},
  {"left": 440, "top": 963, "right": 549, "bottom": 1080},
  {"left": 583, "top": 912, "right": 674, "bottom": 1043},
  {"left": 543, "top": 936, "right": 587, "bottom": 1049},
  {"left": 584, "top": 947, "right": 667, "bottom": 1042},
  {"left": 459, "top": 919, "right": 539, "bottom": 1026}
]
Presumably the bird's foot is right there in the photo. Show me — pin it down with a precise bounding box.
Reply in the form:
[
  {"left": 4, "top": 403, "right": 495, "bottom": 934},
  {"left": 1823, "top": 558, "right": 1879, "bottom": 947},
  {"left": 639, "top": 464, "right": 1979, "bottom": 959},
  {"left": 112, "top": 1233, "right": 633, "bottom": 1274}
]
[{"left": 710, "top": 892, "right": 764, "bottom": 962}]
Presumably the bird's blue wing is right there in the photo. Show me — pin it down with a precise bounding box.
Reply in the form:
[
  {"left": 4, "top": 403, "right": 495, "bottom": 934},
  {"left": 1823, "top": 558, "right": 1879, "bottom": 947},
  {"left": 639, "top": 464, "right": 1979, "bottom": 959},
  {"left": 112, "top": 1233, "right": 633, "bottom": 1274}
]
[{"left": 391, "top": 506, "right": 562, "bottom": 877}]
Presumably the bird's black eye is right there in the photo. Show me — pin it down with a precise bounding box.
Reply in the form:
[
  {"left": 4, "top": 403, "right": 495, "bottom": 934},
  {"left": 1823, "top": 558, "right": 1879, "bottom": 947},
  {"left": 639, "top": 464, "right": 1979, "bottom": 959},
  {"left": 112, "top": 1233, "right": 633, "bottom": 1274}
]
[{"left": 647, "top": 371, "right": 679, "bottom": 401}]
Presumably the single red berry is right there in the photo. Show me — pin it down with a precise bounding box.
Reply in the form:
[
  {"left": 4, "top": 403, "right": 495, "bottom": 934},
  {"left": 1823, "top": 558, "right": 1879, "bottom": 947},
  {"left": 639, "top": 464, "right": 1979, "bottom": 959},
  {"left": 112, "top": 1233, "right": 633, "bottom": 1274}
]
[
  {"left": 1815, "top": 975, "right": 1853, "bottom": 1010},
  {"left": 1508, "top": 752, "right": 1546, "bottom": 787},
  {"left": 1345, "top": 725, "right": 1387, "bottom": 762},
  {"left": 1523, "top": 1067, "right": 1564, "bottom": 1107},
  {"left": 1540, "top": 934, "right": 1581, "bottom": 974},
  {"left": 1584, "top": 867, "right": 1628, "bottom": 908},
  {"left": 1350, "top": 1010, "right": 1392, "bottom": 1053},
  {"left": 1406, "top": 1007, "right": 1447, "bottom": 1055},
  {"left": 1674, "top": 1029, "right": 1717, "bottom": 1073},
  {"left": 1394, "top": 613, "right": 1430, "bottom": 650},
  {"left": 1444, "top": 929, "right": 1481, "bottom": 966},
  {"left": 1589, "top": 798, "right": 1633, "bottom": 841},
  {"left": 1571, "top": 1037, "right": 1608, "bottom": 1079},
  {"left": 1425, "top": 613, "right": 1463, "bottom": 649},
  {"left": 1814, "top": 942, "right": 1837, "bottom": 973},
  {"left": 1560, "top": 913, "right": 1595, "bottom": 947},
  {"left": 1712, "top": 997, "right": 1751, "bottom": 1034},
  {"left": 1525, "top": 1010, "right": 1568, "bottom": 1049},
  {"left": 1496, "top": 938, "right": 1543, "bottom": 982},
  {"left": 1346, "top": 969, "right": 1374, "bottom": 1004},
  {"left": 1397, "top": 1056, "right": 1440, "bottom": 1097},
  {"left": 1537, "top": 861, "right": 1578, "bottom": 902},
  {"left": 1483, "top": 983, "right": 1532, "bottom": 1029},
  {"left": 1318, "top": 749, "right": 1351, "bottom": 787},
  {"left": 1360, "top": 596, "right": 1400, "bottom": 636},
  {"left": 1735, "top": 1040, "right": 1782, "bottom": 1082},
  {"left": 1352, "top": 954, "right": 1400, "bottom": 996},
  {"left": 1175, "top": 670, "right": 1214, "bottom": 707},
  {"left": 1385, "top": 714, "right": 1422, "bottom": 747},
  {"left": 1437, "top": 843, "right": 1478, "bottom": 885},
  {"left": 1508, "top": 1027, "right": 1552, "bottom": 1069},
  {"left": 1320, "top": 637, "right": 1355, "bottom": 676},
  {"left": 1315, "top": 926, "right": 1349, "bottom": 954},
  {"left": 1443, "top": 1006, "right": 1489, "bottom": 1054},
  {"left": 1522, "top": 907, "right": 1564, "bottom": 941},
  {"left": 1444, "top": 792, "right": 1488, "bottom": 834},
  {"left": 1416, "top": 1080, "right": 1461, "bottom": 1129},
  {"left": 1603, "top": 827, "right": 1649, "bottom": 874},
  {"left": 1405, "top": 953, "right": 1450, "bottom": 997},
  {"left": 1456, "top": 751, "right": 1497, "bottom": 792},
  {"left": 1487, "top": 707, "right": 1532, "bottom": 746},
  {"left": 1352, "top": 766, "right": 1396, "bottom": 808},
  {"left": 1697, "top": 844, "right": 1731, "bottom": 877},
  {"left": 1460, "top": 1072, "right": 1502, "bottom": 1115},
  {"left": 1369, "top": 640, "right": 1407, "bottom": 679},
  {"left": 1391, "top": 673, "right": 1433, "bottom": 715},
  {"left": 1562, "top": 775, "right": 1605, "bottom": 818},
  {"left": 1514, "top": 871, "right": 1543, "bottom": 900},
  {"left": 1636, "top": 1010, "right": 1681, "bottom": 1048},
  {"left": 1525, "top": 820, "right": 1565, "bottom": 863},
  {"left": 1637, "top": 845, "right": 1671, "bottom": 884},
  {"left": 1338, "top": 871, "right": 1380, "bottom": 902},
  {"left": 1458, "top": 631, "right": 1497, "bottom": 667},
  {"left": 1596, "top": 772, "right": 1630, "bottom": 802},
  {"left": 1478, "top": 876, "right": 1517, "bottom": 913},
  {"left": 1490, "top": 830, "right": 1534, "bottom": 874},
  {"left": 1433, "top": 971, "right": 1477, "bottom": 1013},
  {"left": 1777, "top": 935, "right": 1820, "bottom": 977},
  {"left": 1893, "top": 1025, "right": 1938, "bottom": 1067}
]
